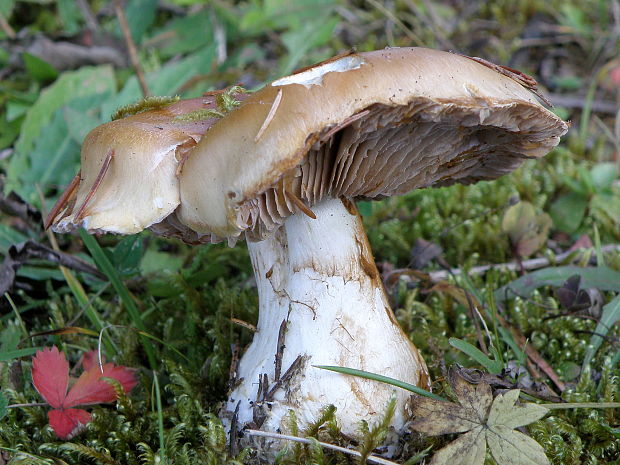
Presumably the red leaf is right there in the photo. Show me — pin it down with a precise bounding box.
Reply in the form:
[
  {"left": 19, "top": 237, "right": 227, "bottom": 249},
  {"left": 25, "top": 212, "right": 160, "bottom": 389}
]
[
  {"left": 64, "top": 363, "right": 137, "bottom": 407},
  {"left": 32, "top": 347, "right": 69, "bottom": 409},
  {"left": 80, "top": 350, "right": 103, "bottom": 371},
  {"left": 32, "top": 346, "right": 137, "bottom": 439},
  {"left": 48, "top": 408, "right": 91, "bottom": 440}
]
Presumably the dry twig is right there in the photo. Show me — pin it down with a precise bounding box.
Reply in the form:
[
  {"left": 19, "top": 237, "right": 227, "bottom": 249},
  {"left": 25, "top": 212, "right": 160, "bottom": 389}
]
[
  {"left": 114, "top": 0, "right": 149, "bottom": 97},
  {"left": 0, "top": 12, "right": 15, "bottom": 39},
  {"left": 244, "top": 429, "right": 401, "bottom": 465}
]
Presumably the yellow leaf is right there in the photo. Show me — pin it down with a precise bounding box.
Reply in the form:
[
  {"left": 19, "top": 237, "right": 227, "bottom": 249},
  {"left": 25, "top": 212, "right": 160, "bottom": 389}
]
[
  {"left": 486, "top": 425, "right": 551, "bottom": 465},
  {"left": 429, "top": 426, "right": 486, "bottom": 465},
  {"left": 411, "top": 396, "right": 480, "bottom": 435},
  {"left": 487, "top": 389, "right": 548, "bottom": 429}
]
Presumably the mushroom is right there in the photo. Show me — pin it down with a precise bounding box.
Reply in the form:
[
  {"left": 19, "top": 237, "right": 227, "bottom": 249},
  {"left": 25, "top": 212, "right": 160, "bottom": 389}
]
[
  {"left": 47, "top": 91, "right": 246, "bottom": 237},
  {"left": 48, "top": 48, "right": 568, "bottom": 445},
  {"left": 176, "top": 48, "right": 567, "bottom": 437}
]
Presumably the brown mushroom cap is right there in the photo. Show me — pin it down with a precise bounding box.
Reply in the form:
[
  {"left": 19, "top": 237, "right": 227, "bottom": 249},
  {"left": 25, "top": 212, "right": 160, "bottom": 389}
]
[
  {"left": 177, "top": 47, "right": 568, "bottom": 240},
  {"left": 50, "top": 96, "right": 243, "bottom": 235}
]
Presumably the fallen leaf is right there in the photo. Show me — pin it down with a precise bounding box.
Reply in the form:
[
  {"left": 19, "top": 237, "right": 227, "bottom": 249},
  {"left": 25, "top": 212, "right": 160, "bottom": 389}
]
[
  {"left": 556, "top": 275, "right": 591, "bottom": 312},
  {"left": 410, "top": 238, "right": 443, "bottom": 269},
  {"left": 32, "top": 346, "right": 137, "bottom": 439},
  {"left": 411, "top": 369, "right": 549, "bottom": 465}
]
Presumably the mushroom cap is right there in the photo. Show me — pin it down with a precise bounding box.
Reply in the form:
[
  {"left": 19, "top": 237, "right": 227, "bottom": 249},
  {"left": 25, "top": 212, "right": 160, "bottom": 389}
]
[
  {"left": 50, "top": 96, "right": 242, "bottom": 235},
  {"left": 177, "top": 47, "right": 568, "bottom": 241}
]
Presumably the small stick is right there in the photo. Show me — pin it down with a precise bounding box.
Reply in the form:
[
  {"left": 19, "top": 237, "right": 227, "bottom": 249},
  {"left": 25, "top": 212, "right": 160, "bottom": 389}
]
[
  {"left": 494, "top": 312, "right": 565, "bottom": 392},
  {"left": 228, "top": 343, "right": 241, "bottom": 389},
  {"left": 274, "top": 320, "right": 287, "bottom": 381},
  {"left": 74, "top": 149, "right": 114, "bottom": 222},
  {"left": 267, "top": 355, "right": 303, "bottom": 400},
  {"left": 245, "top": 429, "right": 401, "bottom": 465},
  {"left": 114, "top": 0, "right": 149, "bottom": 97},
  {"left": 0, "top": 12, "right": 15, "bottom": 39},
  {"left": 256, "top": 373, "right": 269, "bottom": 402},
  {"left": 320, "top": 110, "right": 370, "bottom": 142},
  {"left": 366, "top": 0, "right": 424, "bottom": 47},
  {"left": 76, "top": 0, "right": 99, "bottom": 32},
  {"left": 7, "top": 402, "right": 47, "bottom": 408},
  {"left": 228, "top": 401, "right": 241, "bottom": 456},
  {"left": 230, "top": 317, "right": 257, "bottom": 332},
  {"left": 255, "top": 89, "right": 282, "bottom": 142},
  {"left": 44, "top": 171, "right": 81, "bottom": 229},
  {"left": 417, "top": 245, "right": 620, "bottom": 282},
  {"left": 285, "top": 188, "right": 317, "bottom": 219}
]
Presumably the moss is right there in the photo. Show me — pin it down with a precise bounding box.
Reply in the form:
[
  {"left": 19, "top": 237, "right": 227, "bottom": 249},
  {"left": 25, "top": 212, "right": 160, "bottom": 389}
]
[{"left": 111, "top": 96, "right": 180, "bottom": 121}]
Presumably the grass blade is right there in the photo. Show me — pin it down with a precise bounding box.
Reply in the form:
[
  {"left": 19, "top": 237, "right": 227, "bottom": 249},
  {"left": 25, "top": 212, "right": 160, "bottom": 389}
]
[
  {"left": 314, "top": 365, "right": 447, "bottom": 401},
  {"left": 495, "top": 266, "right": 620, "bottom": 302},
  {"left": 79, "top": 229, "right": 157, "bottom": 369},
  {"left": 152, "top": 371, "right": 166, "bottom": 461},
  {"left": 0, "top": 347, "right": 41, "bottom": 361},
  {"left": 582, "top": 294, "right": 620, "bottom": 369},
  {"left": 449, "top": 337, "right": 503, "bottom": 374}
]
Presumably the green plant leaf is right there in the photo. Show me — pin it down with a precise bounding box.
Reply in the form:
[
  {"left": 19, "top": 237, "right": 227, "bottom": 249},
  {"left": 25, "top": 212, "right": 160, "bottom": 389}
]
[
  {"left": 57, "top": 0, "right": 83, "bottom": 35},
  {"left": 79, "top": 230, "right": 157, "bottom": 370},
  {"left": 0, "top": 391, "right": 7, "bottom": 421},
  {"left": 0, "top": 321, "right": 21, "bottom": 352},
  {"left": 101, "top": 46, "right": 216, "bottom": 119},
  {"left": 124, "top": 0, "right": 158, "bottom": 44},
  {"left": 63, "top": 106, "right": 102, "bottom": 144},
  {"left": 149, "top": 9, "right": 214, "bottom": 57},
  {"left": 449, "top": 338, "right": 503, "bottom": 374},
  {"left": 0, "top": 225, "right": 28, "bottom": 254},
  {"left": 112, "top": 235, "right": 143, "bottom": 277},
  {"left": 591, "top": 193, "right": 620, "bottom": 226},
  {"left": 549, "top": 192, "right": 588, "bottom": 234},
  {"left": 583, "top": 294, "right": 620, "bottom": 368},
  {"left": 22, "top": 53, "right": 58, "bottom": 82},
  {"left": 19, "top": 107, "right": 80, "bottom": 202},
  {"left": 11, "top": 65, "right": 114, "bottom": 159},
  {"left": 280, "top": 15, "right": 339, "bottom": 74},
  {"left": 0, "top": 347, "right": 41, "bottom": 362},
  {"left": 590, "top": 163, "right": 618, "bottom": 191},
  {"left": 6, "top": 66, "right": 115, "bottom": 198},
  {"left": 495, "top": 266, "right": 620, "bottom": 302}
]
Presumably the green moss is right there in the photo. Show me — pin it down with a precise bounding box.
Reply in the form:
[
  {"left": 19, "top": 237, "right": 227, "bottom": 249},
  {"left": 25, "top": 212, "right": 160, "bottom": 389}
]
[{"left": 111, "top": 96, "right": 181, "bottom": 121}]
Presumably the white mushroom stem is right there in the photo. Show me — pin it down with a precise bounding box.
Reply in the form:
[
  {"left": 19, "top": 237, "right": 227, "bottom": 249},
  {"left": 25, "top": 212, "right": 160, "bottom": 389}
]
[{"left": 226, "top": 198, "right": 429, "bottom": 436}]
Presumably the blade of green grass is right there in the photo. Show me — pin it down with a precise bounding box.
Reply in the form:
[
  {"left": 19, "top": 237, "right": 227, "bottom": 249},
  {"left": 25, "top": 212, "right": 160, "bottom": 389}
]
[
  {"left": 543, "top": 402, "right": 620, "bottom": 409},
  {"left": 4, "top": 293, "right": 29, "bottom": 338},
  {"left": 495, "top": 266, "right": 620, "bottom": 302},
  {"left": 0, "top": 347, "right": 41, "bottom": 361},
  {"left": 79, "top": 229, "right": 157, "bottom": 369},
  {"left": 314, "top": 365, "right": 447, "bottom": 401},
  {"left": 449, "top": 337, "right": 503, "bottom": 374},
  {"left": 583, "top": 294, "right": 620, "bottom": 369},
  {"left": 152, "top": 371, "right": 166, "bottom": 461},
  {"left": 42, "top": 216, "right": 117, "bottom": 355},
  {"left": 58, "top": 267, "right": 117, "bottom": 355}
]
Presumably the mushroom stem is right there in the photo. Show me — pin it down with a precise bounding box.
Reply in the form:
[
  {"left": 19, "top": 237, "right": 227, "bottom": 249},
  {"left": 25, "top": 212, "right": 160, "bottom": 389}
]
[{"left": 226, "top": 197, "right": 429, "bottom": 437}]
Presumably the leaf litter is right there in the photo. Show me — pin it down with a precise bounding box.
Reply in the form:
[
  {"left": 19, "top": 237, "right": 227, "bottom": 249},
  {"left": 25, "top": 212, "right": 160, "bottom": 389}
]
[{"left": 410, "top": 369, "right": 549, "bottom": 465}]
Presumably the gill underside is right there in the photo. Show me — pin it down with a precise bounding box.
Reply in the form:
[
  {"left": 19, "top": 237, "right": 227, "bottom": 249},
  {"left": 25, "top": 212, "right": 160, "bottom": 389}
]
[{"left": 238, "top": 100, "right": 552, "bottom": 240}]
